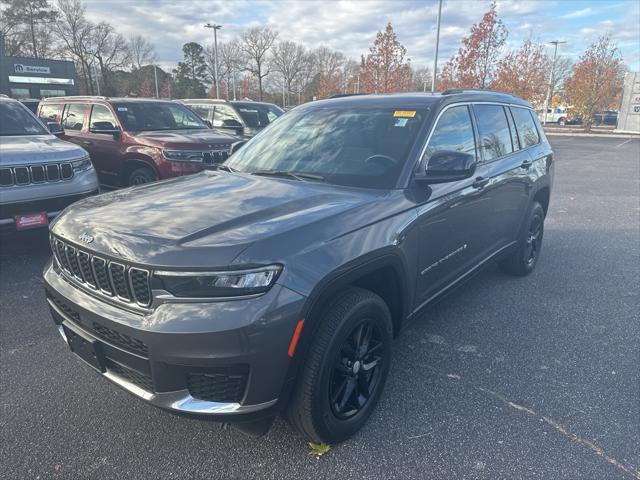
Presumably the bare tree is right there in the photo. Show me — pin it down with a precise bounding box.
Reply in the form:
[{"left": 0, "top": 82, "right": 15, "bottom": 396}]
[
  {"left": 128, "top": 34, "right": 156, "bottom": 70},
  {"left": 92, "top": 22, "right": 129, "bottom": 94},
  {"left": 290, "top": 50, "right": 316, "bottom": 104},
  {"left": 54, "top": 0, "right": 96, "bottom": 94},
  {"left": 270, "top": 40, "right": 307, "bottom": 106},
  {"left": 239, "top": 26, "right": 278, "bottom": 100}
]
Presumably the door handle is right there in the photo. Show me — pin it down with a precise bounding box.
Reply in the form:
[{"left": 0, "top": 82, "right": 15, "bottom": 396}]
[
  {"left": 81, "top": 141, "right": 93, "bottom": 146},
  {"left": 521, "top": 159, "right": 533, "bottom": 169},
  {"left": 472, "top": 176, "right": 490, "bottom": 189}
]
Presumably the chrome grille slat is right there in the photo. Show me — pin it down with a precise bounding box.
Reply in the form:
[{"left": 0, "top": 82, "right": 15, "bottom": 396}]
[
  {"left": 0, "top": 163, "right": 75, "bottom": 187},
  {"left": 50, "top": 235, "right": 152, "bottom": 308}
]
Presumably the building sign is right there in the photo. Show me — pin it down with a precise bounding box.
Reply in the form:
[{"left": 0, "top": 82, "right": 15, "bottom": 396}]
[
  {"left": 8, "top": 75, "right": 74, "bottom": 85},
  {"left": 14, "top": 64, "right": 51, "bottom": 74}
]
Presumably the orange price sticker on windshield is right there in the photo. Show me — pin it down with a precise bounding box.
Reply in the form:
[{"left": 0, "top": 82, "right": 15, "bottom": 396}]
[{"left": 393, "top": 110, "right": 416, "bottom": 118}]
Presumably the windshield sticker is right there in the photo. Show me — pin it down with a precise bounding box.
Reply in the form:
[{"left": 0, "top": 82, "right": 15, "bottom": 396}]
[
  {"left": 394, "top": 110, "right": 416, "bottom": 118},
  {"left": 117, "top": 107, "right": 128, "bottom": 111},
  {"left": 394, "top": 118, "right": 409, "bottom": 127}
]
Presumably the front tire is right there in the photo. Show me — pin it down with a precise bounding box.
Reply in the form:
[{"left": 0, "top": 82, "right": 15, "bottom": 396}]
[
  {"left": 127, "top": 166, "right": 157, "bottom": 186},
  {"left": 286, "top": 287, "right": 393, "bottom": 443},
  {"left": 500, "top": 201, "right": 545, "bottom": 276}
]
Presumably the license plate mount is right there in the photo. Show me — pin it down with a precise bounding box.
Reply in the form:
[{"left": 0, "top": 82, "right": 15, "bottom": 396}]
[{"left": 63, "top": 325, "right": 105, "bottom": 373}]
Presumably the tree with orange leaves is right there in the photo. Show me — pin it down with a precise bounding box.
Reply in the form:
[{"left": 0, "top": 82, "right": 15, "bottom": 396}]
[
  {"left": 564, "top": 35, "right": 625, "bottom": 131},
  {"left": 439, "top": 2, "right": 507, "bottom": 90},
  {"left": 492, "top": 39, "right": 550, "bottom": 107},
  {"left": 360, "top": 22, "right": 411, "bottom": 94}
]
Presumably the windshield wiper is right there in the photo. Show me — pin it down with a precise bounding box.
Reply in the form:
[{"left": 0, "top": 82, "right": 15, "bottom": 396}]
[
  {"left": 251, "top": 170, "right": 325, "bottom": 182},
  {"left": 216, "top": 164, "right": 238, "bottom": 172}
]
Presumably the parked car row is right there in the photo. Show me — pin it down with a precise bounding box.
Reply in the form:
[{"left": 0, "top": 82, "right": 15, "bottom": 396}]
[
  {"left": 537, "top": 107, "right": 618, "bottom": 126},
  {"left": 1, "top": 94, "right": 284, "bottom": 232}
]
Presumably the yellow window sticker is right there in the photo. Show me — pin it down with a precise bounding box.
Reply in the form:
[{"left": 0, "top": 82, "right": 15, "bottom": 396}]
[{"left": 393, "top": 110, "right": 416, "bottom": 118}]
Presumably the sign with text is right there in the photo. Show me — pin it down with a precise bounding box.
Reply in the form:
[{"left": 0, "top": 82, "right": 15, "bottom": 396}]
[{"left": 14, "top": 64, "right": 51, "bottom": 74}]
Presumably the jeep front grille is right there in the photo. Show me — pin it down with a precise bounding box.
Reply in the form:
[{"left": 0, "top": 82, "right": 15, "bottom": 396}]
[
  {"left": 0, "top": 163, "right": 74, "bottom": 187},
  {"left": 51, "top": 235, "right": 152, "bottom": 308}
]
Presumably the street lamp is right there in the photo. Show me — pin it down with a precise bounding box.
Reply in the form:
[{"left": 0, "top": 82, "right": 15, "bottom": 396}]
[
  {"left": 204, "top": 23, "right": 222, "bottom": 99},
  {"left": 543, "top": 40, "right": 567, "bottom": 125},
  {"left": 431, "top": 0, "right": 443, "bottom": 93}
]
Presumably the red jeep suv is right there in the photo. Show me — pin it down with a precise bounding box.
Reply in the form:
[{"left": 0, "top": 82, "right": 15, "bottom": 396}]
[{"left": 38, "top": 97, "right": 237, "bottom": 186}]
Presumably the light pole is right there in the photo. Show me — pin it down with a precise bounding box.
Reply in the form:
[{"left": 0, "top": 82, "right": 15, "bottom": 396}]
[
  {"left": 204, "top": 23, "right": 222, "bottom": 98},
  {"left": 431, "top": 0, "right": 443, "bottom": 93},
  {"left": 543, "top": 40, "right": 566, "bottom": 125},
  {"left": 153, "top": 64, "right": 159, "bottom": 98}
]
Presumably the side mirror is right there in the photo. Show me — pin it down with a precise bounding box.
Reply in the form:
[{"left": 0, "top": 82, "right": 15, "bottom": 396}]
[
  {"left": 47, "top": 122, "right": 64, "bottom": 137},
  {"left": 222, "top": 119, "right": 244, "bottom": 134},
  {"left": 416, "top": 150, "right": 476, "bottom": 185},
  {"left": 90, "top": 122, "right": 120, "bottom": 136},
  {"left": 230, "top": 140, "right": 247, "bottom": 154}
]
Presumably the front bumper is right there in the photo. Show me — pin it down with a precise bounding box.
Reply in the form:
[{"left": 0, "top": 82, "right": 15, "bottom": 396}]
[{"left": 44, "top": 259, "right": 306, "bottom": 418}]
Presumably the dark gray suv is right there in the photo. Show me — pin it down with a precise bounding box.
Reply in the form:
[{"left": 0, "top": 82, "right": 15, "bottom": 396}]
[{"left": 44, "top": 90, "right": 553, "bottom": 443}]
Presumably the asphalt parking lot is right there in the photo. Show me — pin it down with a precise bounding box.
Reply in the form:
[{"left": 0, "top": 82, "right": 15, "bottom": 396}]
[{"left": 1, "top": 135, "right": 639, "bottom": 479}]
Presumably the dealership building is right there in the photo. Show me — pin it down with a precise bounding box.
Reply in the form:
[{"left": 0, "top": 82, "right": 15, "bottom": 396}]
[{"left": 0, "top": 35, "right": 78, "bottom": 99}]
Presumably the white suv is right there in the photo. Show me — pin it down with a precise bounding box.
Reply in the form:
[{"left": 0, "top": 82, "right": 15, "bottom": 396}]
[{"left": 0, "top": 96, "right": 99, "bottom": 232}]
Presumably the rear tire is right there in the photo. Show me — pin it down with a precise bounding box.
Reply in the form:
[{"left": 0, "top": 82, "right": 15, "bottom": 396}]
[
  {"left": 500, "top": 201, "right": 545, "bottom": 276},
  {"left": 286, "top": 287, "right": 393, "bottom": 444},
  {"left": 558, "top": 117, "right": 566, "bottom": 126},
  {"left": 127, "top": 166, "right": 157, "bottom": 186}
]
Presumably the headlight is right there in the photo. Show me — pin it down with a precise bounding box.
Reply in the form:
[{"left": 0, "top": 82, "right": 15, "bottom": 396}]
[
  {"left": 162, "top": 150, "right": 204, "bottom": 162},
  {"left": 72, "top": 156, "right": 93, "bottom": 172},
  {"left": 155, "top": 265, "right": 282, "bottom": 298}
]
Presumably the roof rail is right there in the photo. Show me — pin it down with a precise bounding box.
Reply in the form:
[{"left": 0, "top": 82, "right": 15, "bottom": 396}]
[
  {"left": 441, "top": 88, "right": 506, "bottom": 95},
  {"left": 329, "top": 93, "right": 368, "bottom": 99},
  {"left": 44, "top": 95, "right": 108, "bottom": 101}
]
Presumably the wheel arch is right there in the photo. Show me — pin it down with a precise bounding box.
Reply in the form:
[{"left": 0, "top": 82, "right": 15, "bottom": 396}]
[
  {"left": 298, "top": 249, "right": 410, "bottom": 347},
  {"left": 121, "top": 156, "right": 159, "bottom": 185},
  {"left": 533, "top": 186, "right": 551, "bottom": 217}
]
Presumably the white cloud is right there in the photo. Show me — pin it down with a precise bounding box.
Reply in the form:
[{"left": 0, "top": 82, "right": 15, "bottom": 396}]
[
  {"left": 560, "top": 7, "right": 593, "bottom": 19},
  {"left": 80, "top": 0, "right": 640, "bottom": 72}
]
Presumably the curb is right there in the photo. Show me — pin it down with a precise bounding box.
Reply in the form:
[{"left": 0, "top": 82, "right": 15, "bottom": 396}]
[{"left": 544, "top": 132, "right": 639, "bottom": 139}]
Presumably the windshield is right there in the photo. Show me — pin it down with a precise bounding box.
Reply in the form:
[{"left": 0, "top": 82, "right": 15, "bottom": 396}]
[
  {"left": 233, "top": 102, "right": 283, "bottom": 129},
  {"left": 0, "top": 101, "right": 48, "bottom": 136},
  {"left": 226, "top": 106, "right": 426, "bottom": 189},
  {"left": 113, "top": 102, "right": 208, "bottom": 132}
]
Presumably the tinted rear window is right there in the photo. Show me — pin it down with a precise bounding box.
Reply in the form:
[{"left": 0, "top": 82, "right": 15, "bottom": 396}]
[
  {"left": 474, "top": 104, "right": 514, "bottom": 161},
  {"left": 511, "top": 107, "right": 540, "bottom": 148}
]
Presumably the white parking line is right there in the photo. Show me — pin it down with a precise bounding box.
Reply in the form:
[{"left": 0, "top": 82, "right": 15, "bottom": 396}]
[{"left": 614, "top": 138, "right": 634, "bottom": 148}]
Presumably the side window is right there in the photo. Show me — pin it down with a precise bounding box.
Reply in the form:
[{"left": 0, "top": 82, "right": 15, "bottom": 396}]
[
  {"left": 510, "top": 107, "right": 540, "bottom": 148},
  {"left": 62, "top": 103, "right": 87, "bottom": 131},
  {"left": 189, "top": 104, "right": 212, "bottom": 122},
  {"left": 424, "top": 105, "right": 476, "bottom": 162},
  {"left": 213, "top": 104, "right": 242, "bottom": 127},
  {"left": 89, "top": 104, "right": 118, "bottom": 130},
  {"left": 39, "top": 103, "right": 61, "bottom": 122},
  {"left": 474, "top": 104, "right": 514, "bottom": 161}
]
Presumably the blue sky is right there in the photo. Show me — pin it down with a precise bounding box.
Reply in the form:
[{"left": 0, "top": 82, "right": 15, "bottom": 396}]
[{"left": 85, "top": 0, "right": 640, "bottom": 72}]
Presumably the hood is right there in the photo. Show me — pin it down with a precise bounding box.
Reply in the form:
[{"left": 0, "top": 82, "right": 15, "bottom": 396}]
[
  {"left": 0, "top": 135, "right": 88, "bottom": 165},
  {"left": 51, "top": 172, "right": 380, "bottom": 268},
  {"left": 131, "top": 129, "right": 239, "bottom": 149}
]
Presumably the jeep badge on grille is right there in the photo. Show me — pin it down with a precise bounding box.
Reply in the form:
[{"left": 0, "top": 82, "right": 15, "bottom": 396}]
[{"left": 78, "top": 232, "right": 94, "bottom": 244}]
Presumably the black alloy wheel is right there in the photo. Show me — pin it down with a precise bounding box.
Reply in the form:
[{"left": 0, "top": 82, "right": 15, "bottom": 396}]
[{"left": 330, "top": 320, "right": 384, "bottom": 419}]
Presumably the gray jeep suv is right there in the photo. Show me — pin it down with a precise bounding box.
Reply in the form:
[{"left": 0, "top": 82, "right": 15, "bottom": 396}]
[
  {"left": 43, "top": 90, "right": 553, "bottom": 443},
  {"left": 0, "top": 96, "right": 99, "bottom": 232}
]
